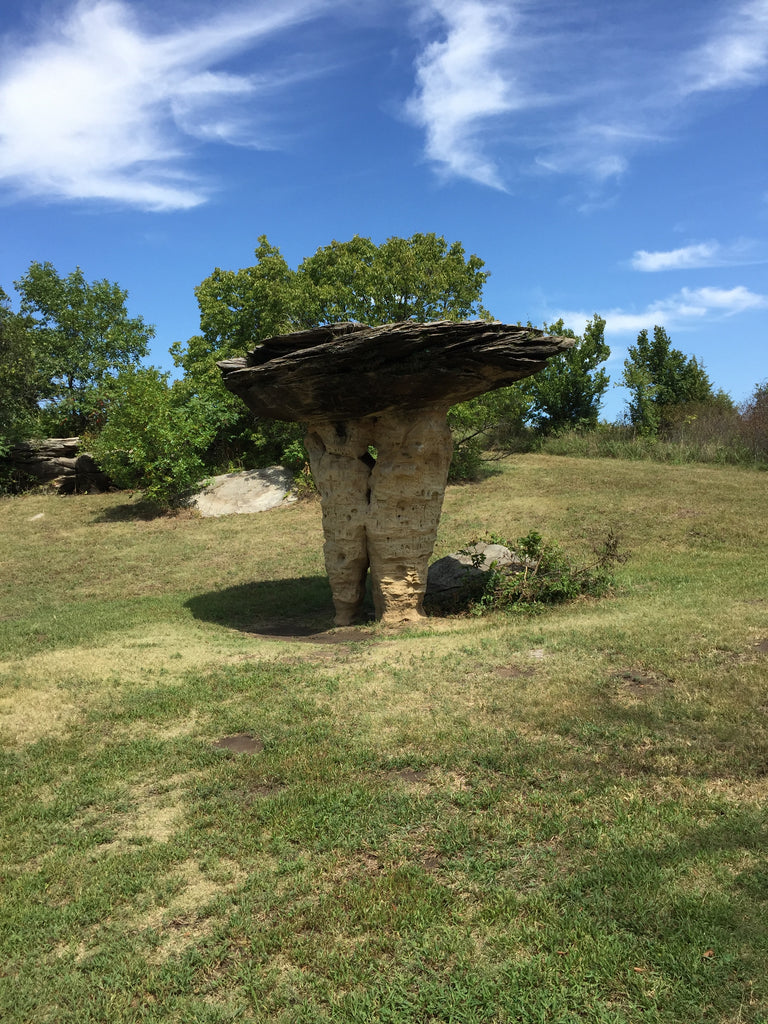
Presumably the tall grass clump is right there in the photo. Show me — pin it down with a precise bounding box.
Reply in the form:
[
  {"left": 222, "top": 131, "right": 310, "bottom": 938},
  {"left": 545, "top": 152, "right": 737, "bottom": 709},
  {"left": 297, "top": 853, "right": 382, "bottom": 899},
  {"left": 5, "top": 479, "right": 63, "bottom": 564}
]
[{"left": 537, "top": 393, "right": 768, "bottom": 468}]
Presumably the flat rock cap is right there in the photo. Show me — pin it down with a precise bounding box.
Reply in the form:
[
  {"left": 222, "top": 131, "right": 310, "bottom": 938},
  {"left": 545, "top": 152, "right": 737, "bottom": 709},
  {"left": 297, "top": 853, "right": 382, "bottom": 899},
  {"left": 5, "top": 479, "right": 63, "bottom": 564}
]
[{"left": 218, "top": 319, "right": 574, "bottom": 422}]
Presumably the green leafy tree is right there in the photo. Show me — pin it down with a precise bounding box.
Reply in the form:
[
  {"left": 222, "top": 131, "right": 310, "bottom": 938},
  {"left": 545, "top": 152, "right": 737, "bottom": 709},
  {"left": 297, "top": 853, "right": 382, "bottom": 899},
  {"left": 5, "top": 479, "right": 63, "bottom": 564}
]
[
  {"left": 447, "top": 386, "right": 533, "bottom": 479},
  {"left": 14, "top": 262, "right": 154, "bottom": 436},
  {"left": 296, "top": 233, "right": 491, "bottom": 325},
  {"left": 622, "top": 325, "right": 714, "bottom": 436},
  {"left": 0, "top": 288, "right": 43, "bottom": 454},
  {"left": 87, "top": 367, "right": 217, "bottom": 510},
  {"left": 176, "top": 233, "right": 493, "bottom": 472},
  {"left": 190, "top": 237, "right": 300, "bottom": 359},
  {"left": 526, "top": 315, "right": 610, "bottom": 433}
]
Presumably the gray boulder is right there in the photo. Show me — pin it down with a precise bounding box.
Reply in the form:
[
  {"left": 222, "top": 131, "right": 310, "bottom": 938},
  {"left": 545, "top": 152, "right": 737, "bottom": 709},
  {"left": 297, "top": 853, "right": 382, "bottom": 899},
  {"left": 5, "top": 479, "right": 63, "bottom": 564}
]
[
  {"left": 425, "top": 542, "right": 523, "bottom": 612},
  {"left": 191, "top": 466, "right": 297, "bottom": 517}
]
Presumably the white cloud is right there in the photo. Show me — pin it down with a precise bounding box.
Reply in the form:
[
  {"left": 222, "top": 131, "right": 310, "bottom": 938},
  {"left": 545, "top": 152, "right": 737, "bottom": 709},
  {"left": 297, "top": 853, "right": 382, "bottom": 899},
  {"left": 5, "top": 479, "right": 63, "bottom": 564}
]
[
  {"left": 683, "top": 285, "right": 768, "bottom": 312},
  {"left": 404, "top": 1, "right": 525, "bottom": 188},
  {"left": 0, "top": 0, "right": 336, "bottom": 210},
  {"left": 632, "top": 243, "right": 722, "bottom": 272},
  {"left": 679, "top": 0, "right": 768, "bottom": 95},
  {"left": 631, "top": 239, "right": 766, "bottom": 271},
  {"left": 555, "top": 284, "right": 768, "bottom": 336},
  {"left": 405, "top": 0, "right": 768, "bottom": 191}
]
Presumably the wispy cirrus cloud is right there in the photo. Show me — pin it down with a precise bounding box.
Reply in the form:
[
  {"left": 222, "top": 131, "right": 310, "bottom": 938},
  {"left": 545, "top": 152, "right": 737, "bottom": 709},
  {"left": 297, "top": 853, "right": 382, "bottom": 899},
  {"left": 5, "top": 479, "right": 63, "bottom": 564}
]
[
  {"left": 631, "top": 239, "right": 765, "bottom": 271},
  {"left": 0, "top": 0, "right": 337, "bottom": 210},
  {"left": 405, "top": 0, "right": 768, "bottom": 191},
  {"left": 679, "top": 0, "right": 768, "bottom": 95},
  {"left": 555, "top": 284, "right": 768, "bottom": 336},
  {"left": 404, "top": 0, "right": 525, "bottom": 188}
]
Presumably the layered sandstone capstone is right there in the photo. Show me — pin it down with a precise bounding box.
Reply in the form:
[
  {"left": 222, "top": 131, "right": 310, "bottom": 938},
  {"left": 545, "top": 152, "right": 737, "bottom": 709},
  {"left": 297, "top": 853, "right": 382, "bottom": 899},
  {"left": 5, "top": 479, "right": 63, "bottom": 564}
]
[{"left": 218, "top": 319, "right": 573, "bottom": 624}]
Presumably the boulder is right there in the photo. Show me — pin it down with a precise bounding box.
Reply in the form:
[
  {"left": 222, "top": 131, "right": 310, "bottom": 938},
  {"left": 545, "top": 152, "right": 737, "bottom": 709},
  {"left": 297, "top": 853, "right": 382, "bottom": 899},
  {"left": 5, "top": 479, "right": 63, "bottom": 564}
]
[
  {"left": 191, "top": 467, "right": 297, "bottom": 517},
  {"left": 425, "top": 543, "right": 523, "bottom": 612}
]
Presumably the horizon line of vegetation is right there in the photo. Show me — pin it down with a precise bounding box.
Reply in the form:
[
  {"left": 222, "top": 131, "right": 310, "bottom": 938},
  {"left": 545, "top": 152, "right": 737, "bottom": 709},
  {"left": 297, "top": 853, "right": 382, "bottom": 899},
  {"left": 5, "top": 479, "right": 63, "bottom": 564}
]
[{"left": 2, "top": 232, "right": 766, "bottom": 509}]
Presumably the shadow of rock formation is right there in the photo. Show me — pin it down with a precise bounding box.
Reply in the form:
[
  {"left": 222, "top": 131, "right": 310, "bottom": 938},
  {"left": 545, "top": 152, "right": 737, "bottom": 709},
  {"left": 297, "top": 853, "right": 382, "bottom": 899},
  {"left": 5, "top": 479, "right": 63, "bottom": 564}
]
[{"left": 185, "top": 577, "right": 362, "bottom": 638}]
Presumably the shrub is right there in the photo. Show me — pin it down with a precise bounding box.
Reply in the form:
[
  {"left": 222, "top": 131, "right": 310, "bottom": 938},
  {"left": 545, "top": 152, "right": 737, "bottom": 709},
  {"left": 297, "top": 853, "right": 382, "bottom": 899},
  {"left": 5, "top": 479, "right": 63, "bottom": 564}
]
[
  {"left": 739, "top": 381, "right": 768, "bottom": 463},
  {"left": 472, "top": 529, "right": 626, "bottom": 614},
  {"left": 86, "top": 368, "right": 216, "bottom": 511}
]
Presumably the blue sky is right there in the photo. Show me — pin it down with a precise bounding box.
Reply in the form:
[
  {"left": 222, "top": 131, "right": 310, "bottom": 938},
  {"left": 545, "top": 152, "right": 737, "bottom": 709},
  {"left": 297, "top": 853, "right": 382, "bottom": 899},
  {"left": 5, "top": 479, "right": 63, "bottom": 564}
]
[{"left": 1, "top": 0, "right": 766, "bottom": 420}]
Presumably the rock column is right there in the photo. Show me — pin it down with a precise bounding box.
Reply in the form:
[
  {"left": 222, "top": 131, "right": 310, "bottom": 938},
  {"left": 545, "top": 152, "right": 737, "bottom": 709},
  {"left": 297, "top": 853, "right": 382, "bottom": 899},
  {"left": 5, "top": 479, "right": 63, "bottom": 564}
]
[{"left": 305, "top": 407, "right": 452, "bottom": 625}]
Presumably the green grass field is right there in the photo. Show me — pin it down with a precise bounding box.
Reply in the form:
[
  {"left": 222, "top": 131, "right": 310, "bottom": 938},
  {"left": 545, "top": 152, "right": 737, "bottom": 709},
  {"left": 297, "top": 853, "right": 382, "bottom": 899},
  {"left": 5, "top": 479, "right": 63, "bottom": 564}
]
[{"left": 1, "top": 455, "right": 767, "bottom": 1023}]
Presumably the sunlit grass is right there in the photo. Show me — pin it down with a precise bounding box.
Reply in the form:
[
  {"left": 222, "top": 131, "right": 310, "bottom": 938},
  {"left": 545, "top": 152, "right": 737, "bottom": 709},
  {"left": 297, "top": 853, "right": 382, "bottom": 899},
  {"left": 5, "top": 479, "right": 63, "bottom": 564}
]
[{"left": 1, "top": 456, "right": 766, "bottom": 1022}]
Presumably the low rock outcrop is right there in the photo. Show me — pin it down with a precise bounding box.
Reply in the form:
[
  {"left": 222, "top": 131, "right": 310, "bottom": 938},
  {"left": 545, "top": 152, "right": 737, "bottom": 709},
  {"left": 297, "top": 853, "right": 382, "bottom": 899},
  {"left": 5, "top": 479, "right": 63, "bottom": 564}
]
[
  {"left": 4, "top": 438, "right": 113, "bottom": 494},
  {"left": 219, "top": 319, "right": 572, "bottom": 624}
]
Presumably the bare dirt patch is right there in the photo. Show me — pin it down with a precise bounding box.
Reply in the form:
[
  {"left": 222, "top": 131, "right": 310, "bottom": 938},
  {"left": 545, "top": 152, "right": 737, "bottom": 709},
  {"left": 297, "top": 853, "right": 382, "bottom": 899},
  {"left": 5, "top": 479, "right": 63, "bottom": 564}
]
[
  {"left": 213, "top": 733, "right": 264, "bottom": 754},
  {"left": 392, "top": 768, "right": 431, "bottom": 785},
  {"left": 615, "top": 669, "right": 671, "bottom": 697},
  {"left": 494, "top": 665, "right": 536, "bottom": 680},
  {"left": 420, "top": 849, "right": 443, "bottom": 873},
  {"left": 383, "top": 767, "right": 470, "bottom": 796}
]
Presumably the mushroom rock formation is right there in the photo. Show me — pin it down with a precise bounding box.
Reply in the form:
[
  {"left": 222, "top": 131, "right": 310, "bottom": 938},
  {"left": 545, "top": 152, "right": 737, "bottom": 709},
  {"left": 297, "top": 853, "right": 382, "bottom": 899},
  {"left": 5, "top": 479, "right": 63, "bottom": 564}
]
[{"left": 218, "top": 320, "right": 573, "bottom": 625}]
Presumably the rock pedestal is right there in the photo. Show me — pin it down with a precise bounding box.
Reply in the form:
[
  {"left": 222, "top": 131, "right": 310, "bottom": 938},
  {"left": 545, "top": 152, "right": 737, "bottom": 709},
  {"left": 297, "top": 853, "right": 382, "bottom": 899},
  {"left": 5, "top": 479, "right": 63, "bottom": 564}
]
[
  {"left": 218, "top": 319, "right": 574, "bottom": 624},
  {"left": 305, "top": 408, "right": 452, "bottom": 624}
]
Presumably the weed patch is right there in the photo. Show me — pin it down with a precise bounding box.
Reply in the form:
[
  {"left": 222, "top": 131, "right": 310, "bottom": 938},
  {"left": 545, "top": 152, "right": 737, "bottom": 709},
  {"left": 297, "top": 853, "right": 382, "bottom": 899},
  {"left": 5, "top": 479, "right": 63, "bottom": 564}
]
[{"left": 468, "top": 528, "right": 627, "bottom": 615}]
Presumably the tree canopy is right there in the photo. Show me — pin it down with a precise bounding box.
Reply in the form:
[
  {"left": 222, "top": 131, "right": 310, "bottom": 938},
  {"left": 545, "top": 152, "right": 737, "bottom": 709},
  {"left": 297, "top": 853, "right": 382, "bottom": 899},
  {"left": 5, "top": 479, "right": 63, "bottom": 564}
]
[
  {"left": 526, "top": 315, "right": 610, "bottom": 433},
  {"left": 622, "top": 325, "right": 715, "bottom": 435},
  {"left": 13, "top": 262, "right": 154, "bottom": 435},
  {"left": 295, "top": 233, "right": 491, "bottom": 327}
]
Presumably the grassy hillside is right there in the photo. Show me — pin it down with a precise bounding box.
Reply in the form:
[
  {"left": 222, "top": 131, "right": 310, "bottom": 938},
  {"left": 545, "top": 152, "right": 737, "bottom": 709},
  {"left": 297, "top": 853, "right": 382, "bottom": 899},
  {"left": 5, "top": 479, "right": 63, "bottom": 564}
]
[{"left": 1, "top": 455, "right": 766, "bottom": 1023}]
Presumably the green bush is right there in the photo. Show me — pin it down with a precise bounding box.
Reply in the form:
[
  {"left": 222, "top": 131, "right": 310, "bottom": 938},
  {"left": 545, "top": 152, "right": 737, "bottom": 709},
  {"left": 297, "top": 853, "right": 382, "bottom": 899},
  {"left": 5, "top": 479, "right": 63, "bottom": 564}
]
[
  {"left": 86, "top": 367, "right": 216, "bottom": 511},
  {"left": 472, "top": 529, "right": 626, "bottom": 615}
]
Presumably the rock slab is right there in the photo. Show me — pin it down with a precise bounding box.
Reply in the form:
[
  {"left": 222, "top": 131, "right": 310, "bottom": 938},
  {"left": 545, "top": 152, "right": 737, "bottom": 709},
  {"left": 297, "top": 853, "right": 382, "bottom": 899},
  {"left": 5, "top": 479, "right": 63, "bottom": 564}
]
[
  {"left": 5, "top": 438, "right": 113, "bottom": 493},
  {"left": 191, "top": 467, "right": 296, "bottom": 517},
  {"left": 219, "top": 319, "right": 574, "bottom": 421}
]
